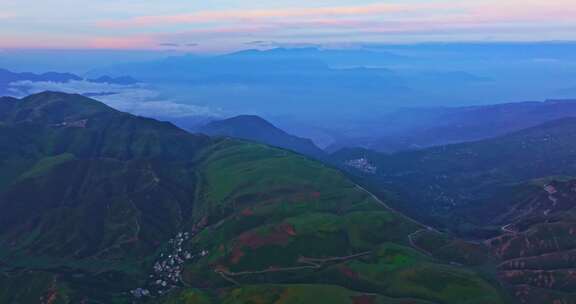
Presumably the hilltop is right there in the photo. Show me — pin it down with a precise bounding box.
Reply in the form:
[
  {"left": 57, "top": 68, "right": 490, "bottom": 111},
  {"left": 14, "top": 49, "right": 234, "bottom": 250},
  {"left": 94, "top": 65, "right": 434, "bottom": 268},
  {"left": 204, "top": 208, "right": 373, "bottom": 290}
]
[{"left": 199, "top": 115, "right": 326, "bottom": 159}]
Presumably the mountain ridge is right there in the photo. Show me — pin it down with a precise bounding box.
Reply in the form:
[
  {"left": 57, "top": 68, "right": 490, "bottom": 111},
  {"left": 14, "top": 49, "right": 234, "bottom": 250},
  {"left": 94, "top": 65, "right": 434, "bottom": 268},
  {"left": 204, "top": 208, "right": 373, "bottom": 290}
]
[
  {"left": 0, "top": 68, "right": 139, "bottom": 96},
  {"left": 199, "top": 114, "right": 327, "bottom": 159},
  {"left": 331, "top": 99, "right": 576, "bottom": 153}
]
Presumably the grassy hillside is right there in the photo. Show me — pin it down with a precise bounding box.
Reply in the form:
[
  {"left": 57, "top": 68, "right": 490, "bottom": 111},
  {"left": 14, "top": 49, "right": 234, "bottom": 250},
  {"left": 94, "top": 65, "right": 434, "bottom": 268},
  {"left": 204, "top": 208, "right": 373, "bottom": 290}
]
[
  {"left": 170, "top": 140, "right": 508, "bottom": 304},
  {"left": 0, "top": 92, "right": 509, "bottom": 303}
]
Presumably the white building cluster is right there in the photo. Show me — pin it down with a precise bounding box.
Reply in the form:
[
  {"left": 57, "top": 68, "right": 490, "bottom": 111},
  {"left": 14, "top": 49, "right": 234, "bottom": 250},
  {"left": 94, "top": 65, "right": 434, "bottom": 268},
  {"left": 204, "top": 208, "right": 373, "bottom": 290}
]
[{"left": 130, "top": 231, "right": 209, "bottom": 299}]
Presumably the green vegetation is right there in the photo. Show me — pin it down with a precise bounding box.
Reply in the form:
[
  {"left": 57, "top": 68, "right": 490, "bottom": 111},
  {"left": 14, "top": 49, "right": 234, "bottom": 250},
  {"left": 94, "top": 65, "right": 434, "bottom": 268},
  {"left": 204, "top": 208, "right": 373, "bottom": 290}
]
[
  {"left": 0, "top": 271, "right": 70, "bottom": 304},
  {"left": 179, "top": 140, "right": 508, "bottom": 303},
  {"left": 159, "top": 284, "right": 437, "bottom": 304},
  {"left": 335, "top": 118, "right": 576, "bottom": 304},
  {"left": 336, "top": 117, "right": 576, "bottom": 234},
  {"left": 0, "top": 92, "right": 510, "bottom": 303},
  {"left": 17, "top": 153, "right": 75, "bottom": 180}
]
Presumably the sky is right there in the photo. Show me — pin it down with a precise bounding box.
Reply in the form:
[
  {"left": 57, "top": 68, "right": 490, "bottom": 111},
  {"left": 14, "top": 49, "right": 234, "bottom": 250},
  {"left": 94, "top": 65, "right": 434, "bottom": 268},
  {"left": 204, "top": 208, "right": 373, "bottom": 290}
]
[{"left": 1, "top": 0, "right": 576, "bottom": 52}]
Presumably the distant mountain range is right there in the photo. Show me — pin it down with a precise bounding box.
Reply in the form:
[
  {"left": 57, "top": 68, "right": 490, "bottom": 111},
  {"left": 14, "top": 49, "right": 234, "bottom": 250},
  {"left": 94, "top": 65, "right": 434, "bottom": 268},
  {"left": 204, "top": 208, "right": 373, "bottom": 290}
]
[
  {"left": 224, "top": 47, "right": 406, "bottom": 67},
  {"left": 88, "top": 75, "right": 139, "bottom": 85},
  {"left": 0, "top": 68, "right": 138, "bottom": 96},
  {"left": 85, "top": 44, "right": 576, "bottom": 120},
  {"left": 187, "top": 98, "right": 576, "bottom": 159},
  {"left": 0, "top": 69, "right": 80, "bottom": 95},
  {"left": 330, "top": 99, "right": 576, "bottom": 153},
  {"left": 0, "top": 92, "right": 508, "bottom": 303},
  {"left": 88, "top": 47, "right": 508, "bottom": 117},
  {"left": 198, "top": 115, "right": 326, "bottom": 159}
]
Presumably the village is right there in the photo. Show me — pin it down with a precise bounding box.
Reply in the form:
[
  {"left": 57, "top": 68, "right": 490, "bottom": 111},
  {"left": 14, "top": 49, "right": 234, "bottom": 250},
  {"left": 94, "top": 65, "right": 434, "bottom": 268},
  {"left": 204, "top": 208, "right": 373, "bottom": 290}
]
[
  {"left": 345, "top": 157, "right": 377, "bottom": 174},
  {"left": 130, "top": 231, "right": 209, "bottom": 300}
]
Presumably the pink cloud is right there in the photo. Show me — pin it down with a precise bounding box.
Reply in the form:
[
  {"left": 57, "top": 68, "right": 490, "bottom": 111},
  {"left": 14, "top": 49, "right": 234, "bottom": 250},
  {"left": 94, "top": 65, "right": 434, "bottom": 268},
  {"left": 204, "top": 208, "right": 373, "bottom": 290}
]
[
  {"left": 468, "top": 0, "right": 576, "bottom": 23},
  {"left": 0, "top": 12, "right": 16, "bottom": 20},
  {"left": 7, "top": 0, "right": 576, "bottom": 51},
  {"left": 98, "top": 3, "right": 438, "bottom": 28},
  {"left": 98, "top": 0, "right": 576, "bottom": 31},
  {"left": 87, "top": 36, "right": 156, "bottom": 49}
]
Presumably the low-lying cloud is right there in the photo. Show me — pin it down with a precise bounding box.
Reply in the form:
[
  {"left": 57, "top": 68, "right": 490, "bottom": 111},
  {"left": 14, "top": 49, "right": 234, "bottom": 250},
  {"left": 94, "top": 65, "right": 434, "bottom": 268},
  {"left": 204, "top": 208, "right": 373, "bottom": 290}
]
[{"left": 8, "top": 80, "right": 221, "bottom": 118}]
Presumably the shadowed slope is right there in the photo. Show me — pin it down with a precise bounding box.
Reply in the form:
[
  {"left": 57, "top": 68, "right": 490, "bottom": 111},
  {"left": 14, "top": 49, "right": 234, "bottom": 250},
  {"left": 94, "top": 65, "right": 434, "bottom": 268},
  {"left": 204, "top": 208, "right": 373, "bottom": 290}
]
[{"left": 200, "top": 115, "right": 326, "bottom": 159}]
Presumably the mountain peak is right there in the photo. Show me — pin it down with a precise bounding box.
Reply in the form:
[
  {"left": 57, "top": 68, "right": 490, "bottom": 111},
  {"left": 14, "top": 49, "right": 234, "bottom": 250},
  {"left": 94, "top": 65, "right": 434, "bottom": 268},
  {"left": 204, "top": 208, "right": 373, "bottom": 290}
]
[
  {"left": 23, "top": 90, "right": 114, "bottom": 109},
  {"left": 216, "top": 114, "right": 277, "bottom": 128},
  {"left": 200, "top": 114, "right": 287, "bottom": 138},
  {"left": 200, "top": 115, "right": 326, "bottom": 159},
  {"left": 227, "top": 47, "right": 321, "bottom": 57},
  {"left": 4, "top": 91, "right": 118, "bottom": 125}
]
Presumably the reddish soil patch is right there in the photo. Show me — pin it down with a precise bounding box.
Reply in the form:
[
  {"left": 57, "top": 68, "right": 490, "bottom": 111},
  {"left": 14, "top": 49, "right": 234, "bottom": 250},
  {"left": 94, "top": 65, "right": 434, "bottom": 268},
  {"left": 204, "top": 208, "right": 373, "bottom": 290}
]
[
  {"left": 44, "top": 290, "right": 58, "bottom": 304},
  {"left": 228, "top": 223, "right": 296, "bottom": 264},
  {"left": 311, "top": 191, "right": 321, "bottom": 198},
  {"left": 339, "top": 264, "right": 360, "bottom": 279},
  {"left": 281, "top": 223, "right": 297, "bottom": 236},
  {"left": 214, "top": 264, "right": 229, "bottom": 272},
  {"left": 237, "top": 223, "right": 295, "bottom": 250},
  {"left": 195, "top": 216, "right": 209, "bottom": 230},
  {"left": 241, "top": 208, "right": 255, "bottom": 216},
  {"left": 351, "top": 295, "right": 376, "bottom": 304},
  {"left": 230, "top": 247, "right": 245, "bottom": 264},
  {"left": 41, "top": 278, "right": 58, "bottom": 304}
]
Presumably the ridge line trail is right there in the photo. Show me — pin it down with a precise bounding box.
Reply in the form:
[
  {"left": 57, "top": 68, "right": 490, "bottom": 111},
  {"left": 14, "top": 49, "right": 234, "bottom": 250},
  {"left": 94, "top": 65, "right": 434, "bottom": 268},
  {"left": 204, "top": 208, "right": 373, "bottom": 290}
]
[
  {"left": 353, "top": 183, "right": 441, "bottom": 256},
  {"left": 353, "top": 184, "right": 440, "bottom": 233},
  {"left": 501, "top": 223, "right": 516, "bottom": 234},
  {"left": 214, "top": 251, "right": 372, "bottom": 277}
]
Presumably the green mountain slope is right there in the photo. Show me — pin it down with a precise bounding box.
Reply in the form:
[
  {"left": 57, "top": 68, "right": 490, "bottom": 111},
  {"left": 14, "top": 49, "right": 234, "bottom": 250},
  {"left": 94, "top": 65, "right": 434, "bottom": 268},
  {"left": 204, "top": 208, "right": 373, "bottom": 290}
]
[
  {"left": 179, "top": 140, "right": 506, "bottom": 304},
  {"left": 0, "top": 92, "right": 509, "bottom": 303},
  {"left": 334, "top": 118, "right": 576, "bottom": 232},
  {"left": 333, "top": 119, "right": 576, "bottom": 304},
  {"left": 199, "top": 115, "right": 326, "bottom": 159}
]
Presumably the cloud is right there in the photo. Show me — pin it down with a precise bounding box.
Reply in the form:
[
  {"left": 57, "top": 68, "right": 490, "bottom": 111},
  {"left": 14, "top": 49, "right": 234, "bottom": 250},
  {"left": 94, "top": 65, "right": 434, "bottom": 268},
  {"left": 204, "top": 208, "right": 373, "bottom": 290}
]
[
  {"left": 87, "top": 0, "right": 576, "bottom": 51},
  {"left": 98, "top": 3, "right": 426, "bottom": 28},
  {"left": 0, "top": 13, "right": 16, "bottom": 20},
  {"left": 98, "top": 1, "right": 576, "bottom": 30},
  {"left": 88, "top": 36, "right": 156, "bottom": 49},
  {"left": 8, "top": 80, "right": 221, "bottom": 118},
  {"left": 159, "top": 43, "right": 180, "bottom": 47},
  {"left": 244, "top": 40, "right": 321, "bottom": 48},
  {"left": 245, "top": 40, "right": 270, "bottom": 45},
  {"left": 158, "top": 42, "right": 199, "bottom": 48},
  {"left": 5, "top": 0, "right": 576, "bottom": 50}
]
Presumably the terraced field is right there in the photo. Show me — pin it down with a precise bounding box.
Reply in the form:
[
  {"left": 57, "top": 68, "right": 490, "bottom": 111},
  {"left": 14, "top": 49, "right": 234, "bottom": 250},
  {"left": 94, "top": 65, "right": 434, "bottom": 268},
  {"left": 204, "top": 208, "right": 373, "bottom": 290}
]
[{"left": 483, "top": 180, "right": 576, "bottom": 304}]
